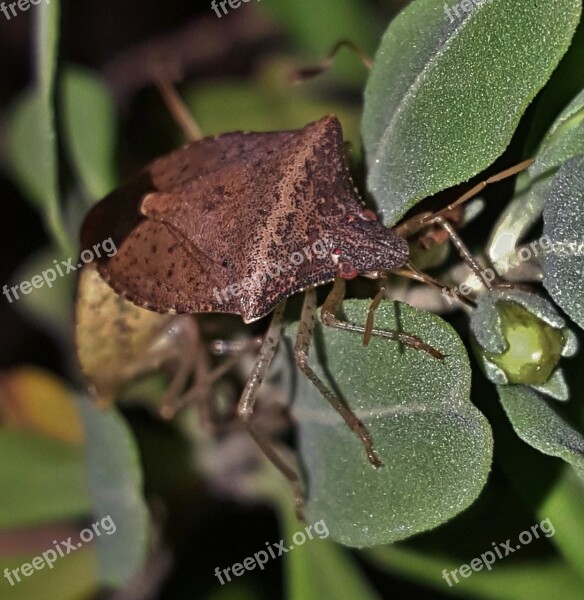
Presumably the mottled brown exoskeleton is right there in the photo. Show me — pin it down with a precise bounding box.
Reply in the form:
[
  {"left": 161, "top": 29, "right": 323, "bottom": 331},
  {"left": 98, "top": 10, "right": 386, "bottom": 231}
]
[{"left": 81, "top": 113, "right": 528, "bottom": 514}]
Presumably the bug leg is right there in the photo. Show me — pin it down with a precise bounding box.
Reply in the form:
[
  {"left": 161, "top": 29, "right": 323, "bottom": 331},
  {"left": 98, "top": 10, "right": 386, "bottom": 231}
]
[
  {"left": 158, "top": 316, "right": 219, "bottom": 423},
  {"left": 198, "top": 338, "right": 265, "bottom": 430},
  {"left": 394, "top": 215, "right": 488, "bottom": 308},
  {"left": 294, "top": 287, "right": 383, "bottom": 468},
  {"left": 429, "top": 215, "right": 494, "bottom": 290},
  {"left": 151, "top": 67, "right": 203, "bottom": 142},
  {"left": 416, "top": 217, "right": 536, "bottom": 296},
  {"left": 322, "top": 277, "right": 444, "bottom": 359},
  {"left": 290, "top": 40, "right": 372, "bottom": 82},
  {"left": 163, "top": 316, "right": 204, "bottom": 403},
  {"left": 363, "top": 276, "right": 387, "bottom": 347},
  {"left": 237, "top": 302, "right": 305, "bottom": 519}
]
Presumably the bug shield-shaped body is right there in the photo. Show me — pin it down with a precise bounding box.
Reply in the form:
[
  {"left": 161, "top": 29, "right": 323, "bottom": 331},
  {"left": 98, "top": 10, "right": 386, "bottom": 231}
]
[{"left": 81, "top": 116, "right": 408, "bottom": 322}]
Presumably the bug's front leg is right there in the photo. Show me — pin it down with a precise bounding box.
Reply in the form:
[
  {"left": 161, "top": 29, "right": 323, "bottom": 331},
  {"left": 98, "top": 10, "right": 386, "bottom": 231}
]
[
  {"left": 294, "top": 287, "right": 382, "bottom": 468},
  {"left": 322, "top": 277, "right": 444, "bottom": 359},
  {"left": 237, "top": 301, "right": 305, "bottom": 519}
]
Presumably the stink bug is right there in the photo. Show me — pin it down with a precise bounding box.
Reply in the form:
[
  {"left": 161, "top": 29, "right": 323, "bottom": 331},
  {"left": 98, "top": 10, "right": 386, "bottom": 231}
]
[{"left": 80, "top": 113, "right": 529, "bottom": 514}]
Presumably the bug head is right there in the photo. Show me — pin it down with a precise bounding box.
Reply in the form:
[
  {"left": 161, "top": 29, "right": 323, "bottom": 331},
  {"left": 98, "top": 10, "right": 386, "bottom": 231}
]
[{"left": 330, "top": 210, "right": 409, "bottom": 279}]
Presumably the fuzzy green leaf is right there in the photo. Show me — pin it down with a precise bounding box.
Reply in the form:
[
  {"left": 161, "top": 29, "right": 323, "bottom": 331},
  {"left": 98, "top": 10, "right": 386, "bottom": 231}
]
[
  {"left": 362, "top": 0, "right": 581, "bottom": 224},
  {"left": 488, "top": 85, "right": 584, "bottom": 264},
  {"left": 542, "top": 155, "right": 584, "bottom": 330},
  {"left": 497, "top": 385, "right": 584, "bottom": 480},
  {"left": 62, "top": 67, "right": 117, "bottom": 202},
  {"left": 289, "top": 300, "right": 492, "bottom": 547}
]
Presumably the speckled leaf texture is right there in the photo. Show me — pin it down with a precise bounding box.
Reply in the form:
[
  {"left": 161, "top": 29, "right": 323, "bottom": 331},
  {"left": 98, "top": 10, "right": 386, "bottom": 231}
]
[
  {"left": 289, "top": 301, "right": 492, "bottom": 547},
  {"left": 497, "top": 385, "right": 584, "bottom": 481},
  {"left": 530, "top": 88, "right": 584, "bottom": 180},
  {"left": 362, "top": 0, "right": 581, "bottom": 225},
  {"left": 543, "top": 155, "right": 584, "bottom": 330}
]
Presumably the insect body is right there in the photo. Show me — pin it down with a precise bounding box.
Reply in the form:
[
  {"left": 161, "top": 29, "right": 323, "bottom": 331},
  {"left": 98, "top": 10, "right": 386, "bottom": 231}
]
[
  {"left": 80, "top": 116, "right": 431, "bottom": 513},
  {"left": 81, "top": 116, "right": 408, "bottom": 321}
]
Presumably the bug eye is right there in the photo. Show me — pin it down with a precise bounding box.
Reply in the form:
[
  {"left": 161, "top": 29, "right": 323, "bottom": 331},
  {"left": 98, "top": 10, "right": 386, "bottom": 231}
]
[
  {"left": 332, "top": 248, "right": 342, "bottom": 256},
  {"left": 222, "top": 259, "right": 230, "bottom": 268},
  {"left": 346, "top": 214, "right": 357, "bottom": 223}
]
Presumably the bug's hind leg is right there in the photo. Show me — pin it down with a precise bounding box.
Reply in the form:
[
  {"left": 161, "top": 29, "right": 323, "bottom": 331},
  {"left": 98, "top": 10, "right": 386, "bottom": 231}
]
[
  {"left": 294, "top": 287, "right": 383, "bottom": 469},
  {"left": 237, "top": 301, "right": 305, "bottom": 519}
]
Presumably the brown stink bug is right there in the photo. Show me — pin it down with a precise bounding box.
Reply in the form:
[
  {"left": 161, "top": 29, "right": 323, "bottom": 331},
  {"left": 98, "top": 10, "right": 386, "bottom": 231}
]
[{"left": 80, "top": 113, "right": 529, "bottom": 514}]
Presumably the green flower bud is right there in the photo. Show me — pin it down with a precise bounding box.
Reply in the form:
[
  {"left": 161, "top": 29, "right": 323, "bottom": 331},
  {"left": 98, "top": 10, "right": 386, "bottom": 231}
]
[{"left": 486, "top": 301, "right": 564, "bottom": 385}]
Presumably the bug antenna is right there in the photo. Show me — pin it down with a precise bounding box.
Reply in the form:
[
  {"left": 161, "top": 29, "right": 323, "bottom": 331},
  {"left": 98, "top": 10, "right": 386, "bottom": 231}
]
[{"left": 429, "top": 159, "right": 534, "bottom": 222}]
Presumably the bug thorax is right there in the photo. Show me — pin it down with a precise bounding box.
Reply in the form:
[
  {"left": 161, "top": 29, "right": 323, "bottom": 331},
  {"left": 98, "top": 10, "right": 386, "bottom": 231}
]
[{"left": 328, "top": 210, "right": 409, "bottom": 279}]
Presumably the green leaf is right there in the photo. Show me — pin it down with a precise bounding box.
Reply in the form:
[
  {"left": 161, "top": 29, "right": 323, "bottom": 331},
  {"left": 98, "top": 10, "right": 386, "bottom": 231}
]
[
  {"left": 362, "top": 0, "right": 581, "bottom": 225},
  {"left": 0, "top": 546, "right": 97, "bottom": 600},
  {"left": 367, "top": 545, "right": 584, "bottom": 600},
  {"left": 10, "top": 247, "right": 75, "bottom": 338},
  {"left": 281, "top": 501, "right": 379, "bottom": 600},
  {"left": 538, "top": 467, "right": 584, "bottom": 581},
  {"left": 0, "top": 430, "right": 90, "bottom": 528},
  {"left": 523, "top": 19, "right": 584, "bottom": 156},
  {"left": 5, "top": 0, "right": 72, "bottom": 254},
  {"left": 289, "top": 300, "right": 492, "bottom": 547},
  {"left": 542, "top": 155, "right": 584, "bottom": 330},
  {"left": 488, "top": 85, "right": 584, "bottom": 264},
  {"left": 6, "top": 93, "right": 49, "bottom": 210},
  {"left": 61, "top": 67, "right": 117, "bottom": 202},
  {"left": 35, "top": 0, "right": 72, "bottom": 255},
  {"left": 497, "top": 385, "right": 584, "bottom": 480},
  {"left": 530, "top": 88, "right": 584, "bottom": 179},
  {"left": 77, "top": 400, "right": 149, "bottom": 586}
]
